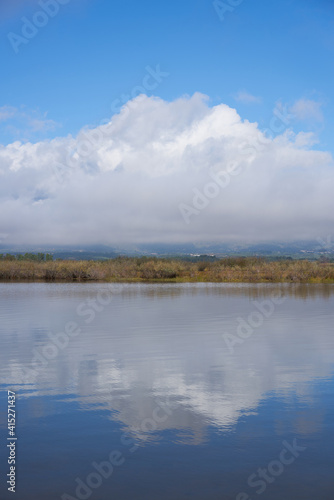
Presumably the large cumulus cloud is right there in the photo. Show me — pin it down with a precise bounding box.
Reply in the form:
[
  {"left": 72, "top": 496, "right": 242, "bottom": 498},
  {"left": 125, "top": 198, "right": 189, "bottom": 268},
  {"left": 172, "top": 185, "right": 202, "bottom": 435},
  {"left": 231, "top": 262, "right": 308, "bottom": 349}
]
[{"left": 0, "top": 93, "right": 333, "bottom": 246}]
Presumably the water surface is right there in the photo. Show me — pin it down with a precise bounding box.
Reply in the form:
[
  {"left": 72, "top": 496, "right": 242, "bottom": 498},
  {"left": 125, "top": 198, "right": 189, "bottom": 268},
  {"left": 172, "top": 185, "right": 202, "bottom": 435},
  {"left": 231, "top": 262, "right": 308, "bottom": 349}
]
[{"left": 0, "top": 283, "right": 334, "bottom": 499}]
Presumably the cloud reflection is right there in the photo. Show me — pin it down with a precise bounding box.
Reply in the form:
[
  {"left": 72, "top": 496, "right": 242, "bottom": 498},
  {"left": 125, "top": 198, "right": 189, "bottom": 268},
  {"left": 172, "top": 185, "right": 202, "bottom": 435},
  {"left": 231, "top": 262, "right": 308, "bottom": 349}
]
[{"left": 1, "top": 283, "right": 334, "bottom": 445}]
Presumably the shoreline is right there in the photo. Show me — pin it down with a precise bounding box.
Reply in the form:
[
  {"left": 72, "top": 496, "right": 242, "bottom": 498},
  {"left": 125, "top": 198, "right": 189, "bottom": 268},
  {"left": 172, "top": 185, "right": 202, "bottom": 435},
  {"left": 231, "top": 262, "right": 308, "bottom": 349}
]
[{"left": 1, "top": 257, "right": 334, "bottom": 284}]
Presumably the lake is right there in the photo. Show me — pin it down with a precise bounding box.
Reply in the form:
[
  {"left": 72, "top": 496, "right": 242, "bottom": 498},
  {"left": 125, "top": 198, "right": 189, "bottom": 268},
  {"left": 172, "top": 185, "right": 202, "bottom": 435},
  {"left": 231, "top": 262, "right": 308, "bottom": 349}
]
[{"left": 0, "top": 282, "right": 334, "bottom": 500}]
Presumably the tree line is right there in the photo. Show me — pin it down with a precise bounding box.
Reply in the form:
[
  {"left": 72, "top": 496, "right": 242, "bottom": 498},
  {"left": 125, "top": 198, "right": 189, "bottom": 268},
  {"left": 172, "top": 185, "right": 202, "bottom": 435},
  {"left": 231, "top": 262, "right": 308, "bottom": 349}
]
[{"left": 0, "top": 253, "right": 53, "bottom": 262}]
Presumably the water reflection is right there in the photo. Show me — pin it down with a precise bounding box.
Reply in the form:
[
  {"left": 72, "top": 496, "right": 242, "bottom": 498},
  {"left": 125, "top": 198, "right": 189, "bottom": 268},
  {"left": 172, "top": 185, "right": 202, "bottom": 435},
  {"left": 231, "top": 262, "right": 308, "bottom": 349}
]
[{"left": 1, "top": 283, "right": 334, "bottom": 446}]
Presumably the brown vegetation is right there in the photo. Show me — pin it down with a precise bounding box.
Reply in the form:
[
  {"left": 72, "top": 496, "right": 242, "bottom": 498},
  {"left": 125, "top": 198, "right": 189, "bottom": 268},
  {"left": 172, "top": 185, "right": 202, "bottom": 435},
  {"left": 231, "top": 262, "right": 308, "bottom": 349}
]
[{"left": 0, "top": 257, "right": 334, "bottom": 282}]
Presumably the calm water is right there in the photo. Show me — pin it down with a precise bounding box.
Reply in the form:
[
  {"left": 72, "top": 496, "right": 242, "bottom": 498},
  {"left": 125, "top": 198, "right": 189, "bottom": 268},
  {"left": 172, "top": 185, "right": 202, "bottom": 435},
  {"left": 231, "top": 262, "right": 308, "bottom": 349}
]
[{"left": 0, "top": 283, "right": 334, "bottom": 500}]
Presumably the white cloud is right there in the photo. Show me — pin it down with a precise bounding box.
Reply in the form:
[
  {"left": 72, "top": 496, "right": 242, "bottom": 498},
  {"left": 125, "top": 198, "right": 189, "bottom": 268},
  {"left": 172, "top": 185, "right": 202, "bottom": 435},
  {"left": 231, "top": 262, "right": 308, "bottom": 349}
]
[
  {"left": 290, "top": 98, "right": 324, "bottom": 123},
  {"left": 234, "top": 90, "right": 262, "bottom": 104},
  {"left": 0, "top": 93, "right": 333, "bottom": 246}
]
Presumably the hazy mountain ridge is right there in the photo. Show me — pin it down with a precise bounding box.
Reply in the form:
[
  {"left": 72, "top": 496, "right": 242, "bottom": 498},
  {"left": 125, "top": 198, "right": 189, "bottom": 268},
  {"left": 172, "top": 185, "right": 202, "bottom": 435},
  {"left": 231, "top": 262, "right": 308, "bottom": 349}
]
[{"left": 1, "top": 240, "right": 333, "bottom": 260}]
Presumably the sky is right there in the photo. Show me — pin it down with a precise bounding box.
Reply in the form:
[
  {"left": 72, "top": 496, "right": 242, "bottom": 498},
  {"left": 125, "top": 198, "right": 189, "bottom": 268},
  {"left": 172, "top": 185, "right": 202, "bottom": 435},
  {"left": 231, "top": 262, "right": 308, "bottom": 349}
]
[{"left": 0, "top": 0, "right": 334, "bottom": 247}]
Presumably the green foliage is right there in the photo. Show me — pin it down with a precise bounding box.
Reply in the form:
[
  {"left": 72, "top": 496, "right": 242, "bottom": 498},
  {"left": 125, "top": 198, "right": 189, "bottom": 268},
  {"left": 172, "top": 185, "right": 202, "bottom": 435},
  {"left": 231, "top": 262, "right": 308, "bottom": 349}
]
[
  {"left": 13, "top": 253, "right": 53, "bottom": 262},
  {"left": 3, "top": 254, "right": 16, "bottom": 261}
]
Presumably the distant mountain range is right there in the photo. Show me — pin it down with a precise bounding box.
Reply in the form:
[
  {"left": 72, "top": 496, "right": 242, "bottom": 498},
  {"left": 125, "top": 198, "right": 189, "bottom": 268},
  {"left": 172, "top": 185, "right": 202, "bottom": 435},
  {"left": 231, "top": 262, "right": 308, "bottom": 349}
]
[{"left": 1, "top": 240, "right": 334, "bottom": 260}]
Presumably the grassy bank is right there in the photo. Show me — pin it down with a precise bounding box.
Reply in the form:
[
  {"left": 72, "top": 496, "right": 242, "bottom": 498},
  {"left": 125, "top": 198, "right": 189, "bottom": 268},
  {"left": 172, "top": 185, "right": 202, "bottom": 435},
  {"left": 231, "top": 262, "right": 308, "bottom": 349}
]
[{"left": 0, "top": 257, "right": 334, "bottom": 282}]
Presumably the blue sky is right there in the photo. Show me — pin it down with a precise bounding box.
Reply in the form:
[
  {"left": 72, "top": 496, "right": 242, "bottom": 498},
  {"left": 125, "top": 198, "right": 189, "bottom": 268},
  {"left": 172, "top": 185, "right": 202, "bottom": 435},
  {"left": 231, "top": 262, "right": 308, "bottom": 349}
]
[
  {"left": 0, "top": 0, "right": 334, "bottom": 246},
  {"left": 1, "top": 0, "right": 333, "bottom": 146}
]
